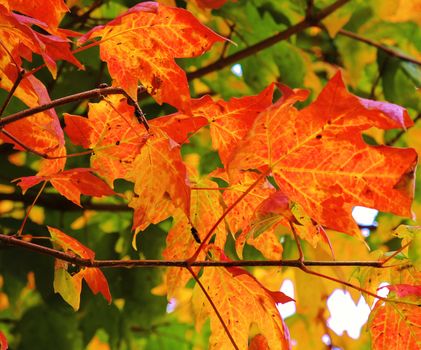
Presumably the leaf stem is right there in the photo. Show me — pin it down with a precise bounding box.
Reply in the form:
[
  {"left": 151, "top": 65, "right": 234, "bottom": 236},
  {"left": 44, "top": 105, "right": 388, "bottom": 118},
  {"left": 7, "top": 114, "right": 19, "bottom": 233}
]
[
  {"left": 0, "top": 69, "right": 25, "bottom": 117},
  {"left": 337, "top": 29, "right": 421, "bottom": 66},
  {"left": 17, "top": 181, "right": 47, "bottom": 236},
  {"left": 187, "top": 266, "right": 240, "bottom": 350},
  {"left": 188, "top": 171, "right": 269, "bottom": 263}
]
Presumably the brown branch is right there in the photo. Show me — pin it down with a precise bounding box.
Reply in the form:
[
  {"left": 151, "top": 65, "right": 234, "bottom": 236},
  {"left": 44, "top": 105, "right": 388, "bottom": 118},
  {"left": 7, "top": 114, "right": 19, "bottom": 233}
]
[
  {"left": 0, "top": 86, "right": 145, "bottom": 128},
  {"left": 290, "top": 225, "right": 418, "bottom": 306},
  {"left": 337, "top": 29, "right": 421, "bottom": 66},
  {"left": 0, "top": 233, "right": 383, "bottom": 268},
  {"left": 186, "top": 0, "right": 351, "bottom": 81},
  {"left": 0, "top": 69, "right": 25, "bottom": 117}
]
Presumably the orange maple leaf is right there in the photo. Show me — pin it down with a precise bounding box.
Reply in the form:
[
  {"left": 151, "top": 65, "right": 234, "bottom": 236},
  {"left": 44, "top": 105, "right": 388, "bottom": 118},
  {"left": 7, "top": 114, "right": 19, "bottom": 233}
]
[
  {"left": 0, "top": 75, "right": 66, "bottom": 176},
  {"left": 3, "top": 0, "right": 69, "bottom": 34},
  {"left": 369, "top": 302, "right": 421, "bottom": 350},
  {"left": 228, "top": 72, "right": 417, "bottom": 236},
  {"left": 127, "top": 125, "right": 190, "bottom": 235},
  {"left": 64, "top": 95, "right": 148, "bottom": 186},
  {"left": 163, "top": 170, "right": 225, "bottom": 296},
  {"left": 78, "top": 2, "right": 225, "bottom": 113},
  {"left": 173, "top": 84, "right": 275, "bottom": 166},
  {"left": 16, "top": 168, "right": 115, "bottom": 206},
  {"left": 0, "top": 5, "right": 82, "bottom": 77},
  {"left": 49, "top": 227, "right": 112, "bottom": 310},
  {"left": 193, "top": 249, "right": 291, "bottom": 350}
]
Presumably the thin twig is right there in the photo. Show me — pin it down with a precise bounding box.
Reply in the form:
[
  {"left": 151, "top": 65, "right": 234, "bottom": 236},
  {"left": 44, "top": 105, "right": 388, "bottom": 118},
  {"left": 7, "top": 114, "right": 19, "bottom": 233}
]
[
  {"left": 387, "top": 113, "right": 421, "bottom": 145},
  {"left": 338, "top": 29, "right": 421, "bottom": 66},
  {"left": 187, "top": 0, "right": 351, "bottom": 81},
  {"left": 0, "top": 86, "right": 145, "bottom": 128},
  {"left": 290, "top": 224, "right": 419, "bottom": 307},
  {"left": 0, "top": 69, "right": 25, "bottom": 117},
  {"left": 187, "top": 266, "right": 239, "bottom": 350},
  {"left": 188, "top": 171, "right": 270, "bottom": 263},
  {"left": 17, "top": 181, "right": 47, "bottom": 236},
  {"left": 380, "top": 240, "right": 412, "bottom": 266},
  {"left": 1, "top": 129, "right": 93, "bottom": 159},
  {"left": 0, "top": 233, "right": 384, "bottom": 268}
]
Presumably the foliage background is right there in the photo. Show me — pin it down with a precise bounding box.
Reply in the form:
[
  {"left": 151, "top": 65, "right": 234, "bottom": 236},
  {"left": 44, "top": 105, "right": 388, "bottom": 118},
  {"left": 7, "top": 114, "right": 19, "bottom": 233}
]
[{"left": 0, "top": 0, "right": 420, "bottom": 349}]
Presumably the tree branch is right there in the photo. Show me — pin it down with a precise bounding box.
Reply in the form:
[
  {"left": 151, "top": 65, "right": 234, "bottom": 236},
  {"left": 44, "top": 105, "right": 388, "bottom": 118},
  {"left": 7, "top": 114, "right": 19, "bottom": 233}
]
[
  {"left": 187, "top": 0, "right": 351, "bottom": 81},
  {"left": 0, "top": 233, "right": 383, "bottom": 268},
  {"left": 337, "top": 29, "right": 421, "bottom": 66},
  {"left": 0, "top": 86, "right": 145, "bottom": 128}
]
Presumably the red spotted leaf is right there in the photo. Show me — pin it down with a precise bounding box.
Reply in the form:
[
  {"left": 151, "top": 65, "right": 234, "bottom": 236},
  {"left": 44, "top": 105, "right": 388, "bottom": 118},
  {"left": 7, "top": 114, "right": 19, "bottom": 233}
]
[
  {"left": 79, "top": 2, "right": 225, "bottom": 112},
  {"left": 49, "top": 226, "right": 95, "bottom": 259},
  {"left": 228, "top": 71, "right": 417, "bottom": 236}
]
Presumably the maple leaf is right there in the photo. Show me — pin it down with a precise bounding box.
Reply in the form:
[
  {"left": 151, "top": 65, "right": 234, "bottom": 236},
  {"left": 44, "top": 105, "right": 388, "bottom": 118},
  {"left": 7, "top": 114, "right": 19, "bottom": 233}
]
[
  {"left": 378, "top": 284, "right": 421, "bottom": 298},
  {"left": 173, "top": 83, "right": 275, "bottom": 166},
  {"left": 15, "top": 168, "right": 115, "bottom": 206},
  {"left": 0, "top": 6, "right": 82, "bottom": 77},
  {"left": 228, "top": 72, "right": 417, "bottom": 236},
  {"left": 369, "top": 302, "right": 421, "bottom": 350},
  {"left": 49, "top": 227, "right": 111, "bottom": 310},
  {"left": 163, "top": 170, "right": 225, "bottom": 296},
  {"left": 5, "top": 0, "right": 69, "bottom": 34},
  {"left": 127, "top": 125, "right": 190, "bottom": 236},
  {"left": 193, "top": 251, "right": 291, "bottom": 350},
  {"left": 0, "top": 74, "right": 66, "bottom": 176},
  {"left": 214, "top": 170, "right": 276, "bottom": 235},
  {"left": 78, "top": 2, "right": 225, "bottom": 112},
  {"left": 64, "top": 95, "right": 148, "bottom": 186}
]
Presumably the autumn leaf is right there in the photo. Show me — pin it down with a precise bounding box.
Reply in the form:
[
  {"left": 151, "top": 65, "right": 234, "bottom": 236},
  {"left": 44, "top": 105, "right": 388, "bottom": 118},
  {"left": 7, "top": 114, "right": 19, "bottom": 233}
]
[
  {"left": 49, "top": 227, "right": 111, "bottom": 310},
  {"left": 228, "top": 72, "right": 417, "bottom": 236},
  {"left": 378, "top": 284, "right": 421, "bottom": 298},
  {"left": 0, "top": 75, "right": 66, "bottom": 176},
  {"left": 174, "top": 83, "right": 275, "bottom": 166},
  {"left": 128, "top": 125, "right": 190, "bottom": 236},
  {"left": 192, "top": 253, "right": 291, "bottom": 350},
  {"left": 369, "top": 301, "right": 421, "bottom": 350},
  {"left": 0, "top": 5, "right": 82, "bottom": 77},
  {"left": 4, "top": 0, "right": 70, "bottom": 34},
  {"left": 64, "top": 95, "right": 148, "bottom": 186},
  {"left": 163, "top": 170, "right": 225, "bottom": 295},
  {"left": 15, "top": 168, "right": 115, "bottom": 206},
  {"left": 0, "top": 330, "right": 7, "bottom": 350},
  {"left": 78, "top": 2, "right": 225, "bottom": 112},
  {"left": 214, "top": 170, "right": 276, "bottom": 235}
]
